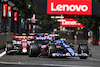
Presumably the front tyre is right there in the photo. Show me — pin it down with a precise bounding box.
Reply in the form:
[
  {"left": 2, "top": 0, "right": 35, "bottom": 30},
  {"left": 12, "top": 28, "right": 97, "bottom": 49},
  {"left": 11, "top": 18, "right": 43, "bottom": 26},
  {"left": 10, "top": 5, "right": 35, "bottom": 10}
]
[
  {"left": 29, "top": 43, "right": 40, "bottom": 57},
  {"left": 78, "top": 44, "right": 89, "bottom": 59},
  {"left": 47, "top": 44, "right": 56, "bottom": 57}
]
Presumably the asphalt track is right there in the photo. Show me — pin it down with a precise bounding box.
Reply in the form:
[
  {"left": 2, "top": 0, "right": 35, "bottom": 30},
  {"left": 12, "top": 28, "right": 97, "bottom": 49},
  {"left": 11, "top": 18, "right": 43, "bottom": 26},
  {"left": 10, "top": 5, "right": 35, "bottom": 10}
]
[{"left": 0, "top": 45, "right": 100, "bottom": 67}]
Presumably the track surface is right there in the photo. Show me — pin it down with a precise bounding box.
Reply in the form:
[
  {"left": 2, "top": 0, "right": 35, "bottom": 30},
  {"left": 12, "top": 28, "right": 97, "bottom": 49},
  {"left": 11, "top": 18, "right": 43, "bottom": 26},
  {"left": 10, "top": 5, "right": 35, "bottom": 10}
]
[{"left": 0, "top": 45, "right": 100, "bottom": 67}]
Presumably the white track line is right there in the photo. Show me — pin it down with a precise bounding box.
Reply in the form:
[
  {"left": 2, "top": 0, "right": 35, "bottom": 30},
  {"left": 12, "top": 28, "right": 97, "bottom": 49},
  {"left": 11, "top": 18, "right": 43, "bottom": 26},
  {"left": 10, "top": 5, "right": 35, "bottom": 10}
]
[
  {"left": 42, "top": 64, "right": 92, "bottom": 67},
  {"left": 0, "top": 62, "right": 92, "bottom": 67},
  {"left": 0, "top": 51, "right": 6, "bottom": 57}
]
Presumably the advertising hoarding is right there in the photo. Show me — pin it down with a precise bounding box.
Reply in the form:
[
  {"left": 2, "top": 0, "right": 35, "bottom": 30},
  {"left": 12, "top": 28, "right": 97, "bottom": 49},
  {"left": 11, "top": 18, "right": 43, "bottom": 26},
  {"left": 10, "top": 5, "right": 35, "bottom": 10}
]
[
  {"left": 60, "top": 18, "right": 85, "bottom": 28},
  {"left": 47, "top": 0, "right": 92, "bottom": 15},
  {"left": 2, "top": 2, "right": 8, "bottom": 18},
  {"left": 7, "top": 6, "right": 11, "bottom": 17},
  {"left": 14, "top": 12, "right": 18, "bottom": 22}
]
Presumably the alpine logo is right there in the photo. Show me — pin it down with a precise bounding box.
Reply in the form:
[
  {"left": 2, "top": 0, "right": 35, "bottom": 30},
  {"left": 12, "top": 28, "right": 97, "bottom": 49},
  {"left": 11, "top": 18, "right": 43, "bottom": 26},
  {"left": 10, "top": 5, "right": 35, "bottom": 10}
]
[{"left": 47, "top": 0, "right": 92, "bottom": 15}]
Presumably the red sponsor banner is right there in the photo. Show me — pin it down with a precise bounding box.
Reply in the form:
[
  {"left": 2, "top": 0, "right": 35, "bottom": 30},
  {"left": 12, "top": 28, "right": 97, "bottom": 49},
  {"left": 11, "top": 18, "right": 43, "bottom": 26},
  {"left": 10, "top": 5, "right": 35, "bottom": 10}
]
[
  {"left": 2, "top": 3, "right": 8, "bottom": 18},
  {"left": 47, "top": 0, "right": 92, "bottom": 15},
  {"left": 8, "top": 6, "right": 11, "bottom": 11},
  {"left": 31, "top": 20, "right": 36, "bottom": 23},
  {"left": 8, "top": 6, "right": 11, "bottom": 17},
  {"left": 29, "top": 24, "right": 31, "bottom": 30},
  {"left": 31, "top": 14, "right": 36, "bottom": 23},
  {"left": 60, "top": 18, "right": 85, "bottom": 28},
  {"left": 14, "top": 12, "right": 18, "bottom": 22}
]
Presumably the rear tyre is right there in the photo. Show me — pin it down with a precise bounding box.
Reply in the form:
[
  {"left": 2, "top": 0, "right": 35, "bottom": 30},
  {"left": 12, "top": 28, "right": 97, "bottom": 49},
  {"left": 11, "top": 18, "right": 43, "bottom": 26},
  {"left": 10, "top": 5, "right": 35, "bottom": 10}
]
[
  {"left": 6, "top": 41, "right": 14, "bottom": 54},
  {"left": 47, "top": 44, "right": 56, "bottom": 57},
  {"left": 78, "top": 44, "right": 89, "bottom": 59},
  {"left": 29, "top": 43, "right": 40, "bottom": 57}
]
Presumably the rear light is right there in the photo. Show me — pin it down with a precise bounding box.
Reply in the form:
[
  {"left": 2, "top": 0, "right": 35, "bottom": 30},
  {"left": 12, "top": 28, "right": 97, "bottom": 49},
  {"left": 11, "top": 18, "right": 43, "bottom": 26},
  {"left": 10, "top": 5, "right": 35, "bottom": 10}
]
[{"left": 13, "top": 36, "right": 16, "bottom": 38}]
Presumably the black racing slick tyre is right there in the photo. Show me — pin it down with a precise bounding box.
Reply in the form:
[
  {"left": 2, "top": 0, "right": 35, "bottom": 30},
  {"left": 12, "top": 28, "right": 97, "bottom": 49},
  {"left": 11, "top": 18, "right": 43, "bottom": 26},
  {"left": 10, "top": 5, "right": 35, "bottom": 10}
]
[
  {"left": 29, "top": 43, "right": 40, "bottom": 57},
  {"left": 6, "top": 41, "right": 14, "bottom": 54},
  {"left": 48, "top": 44, "right": 56, "bottom": 57},
  {"left": 78, "top": 44, "right": 89, "bottom": 59}
]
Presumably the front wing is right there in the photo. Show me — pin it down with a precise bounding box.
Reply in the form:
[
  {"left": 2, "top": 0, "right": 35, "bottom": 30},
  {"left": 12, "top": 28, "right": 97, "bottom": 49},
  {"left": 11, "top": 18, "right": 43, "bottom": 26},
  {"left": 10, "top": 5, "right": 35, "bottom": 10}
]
[{"left": 52, "top": 53, "right": 88, "bottom": 57}]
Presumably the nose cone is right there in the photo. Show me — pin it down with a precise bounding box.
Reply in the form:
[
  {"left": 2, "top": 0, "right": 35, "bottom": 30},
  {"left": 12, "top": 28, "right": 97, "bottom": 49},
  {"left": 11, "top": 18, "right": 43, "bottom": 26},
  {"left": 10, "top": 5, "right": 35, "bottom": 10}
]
[{"left": 22, "top": 48, "right": 27, "bottom": 53}]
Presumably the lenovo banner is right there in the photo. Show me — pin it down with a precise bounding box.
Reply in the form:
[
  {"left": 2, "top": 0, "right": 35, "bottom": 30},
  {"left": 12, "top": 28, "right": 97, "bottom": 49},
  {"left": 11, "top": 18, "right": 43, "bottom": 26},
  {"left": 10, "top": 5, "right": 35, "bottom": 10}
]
[
  {"left": 60, "top": 18, "right": 85, "bottom": 28},
  {"left": 47, "top": 0, "right": 92, "bottom": 15},
  {"left": 2, "top": 3, "right": 8, "bottom": 18},
  {"left": 14, "top": 12, "right": 18, "bottom": 22}
]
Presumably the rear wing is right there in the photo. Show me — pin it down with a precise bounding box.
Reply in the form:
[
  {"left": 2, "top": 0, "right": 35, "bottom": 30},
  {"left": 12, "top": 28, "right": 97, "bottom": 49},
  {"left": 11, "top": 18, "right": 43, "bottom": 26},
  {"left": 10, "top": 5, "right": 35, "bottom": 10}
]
[
  {"left": 36, "top": 37, "right": 52, "bottom": 40},
  {"left": 13, "top": 36, "right": 35, "bottom": 39}
]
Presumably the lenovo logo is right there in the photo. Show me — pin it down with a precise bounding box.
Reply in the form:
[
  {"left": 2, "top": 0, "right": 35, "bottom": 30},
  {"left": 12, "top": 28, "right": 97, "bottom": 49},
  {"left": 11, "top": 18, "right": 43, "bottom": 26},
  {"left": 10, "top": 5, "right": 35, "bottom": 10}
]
[
  {"left": 60, "top": 18, "right": 85, "bottom": 28},
  {"left": 47, "top": 0, "right": 92, "bottom": 15},
  {"left": 62, "top": 21, "right": 79, "bottom": 25},
  {"left": 51, "top": 2, "right": 88, "bottom": 12}
]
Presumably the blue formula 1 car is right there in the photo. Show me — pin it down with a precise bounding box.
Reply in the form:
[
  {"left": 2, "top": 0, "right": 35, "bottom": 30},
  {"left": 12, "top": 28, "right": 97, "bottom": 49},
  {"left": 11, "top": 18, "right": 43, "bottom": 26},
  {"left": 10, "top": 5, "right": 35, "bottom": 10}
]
[{"left": 39, "top": 39, "right": 91, "bottom": 59}]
